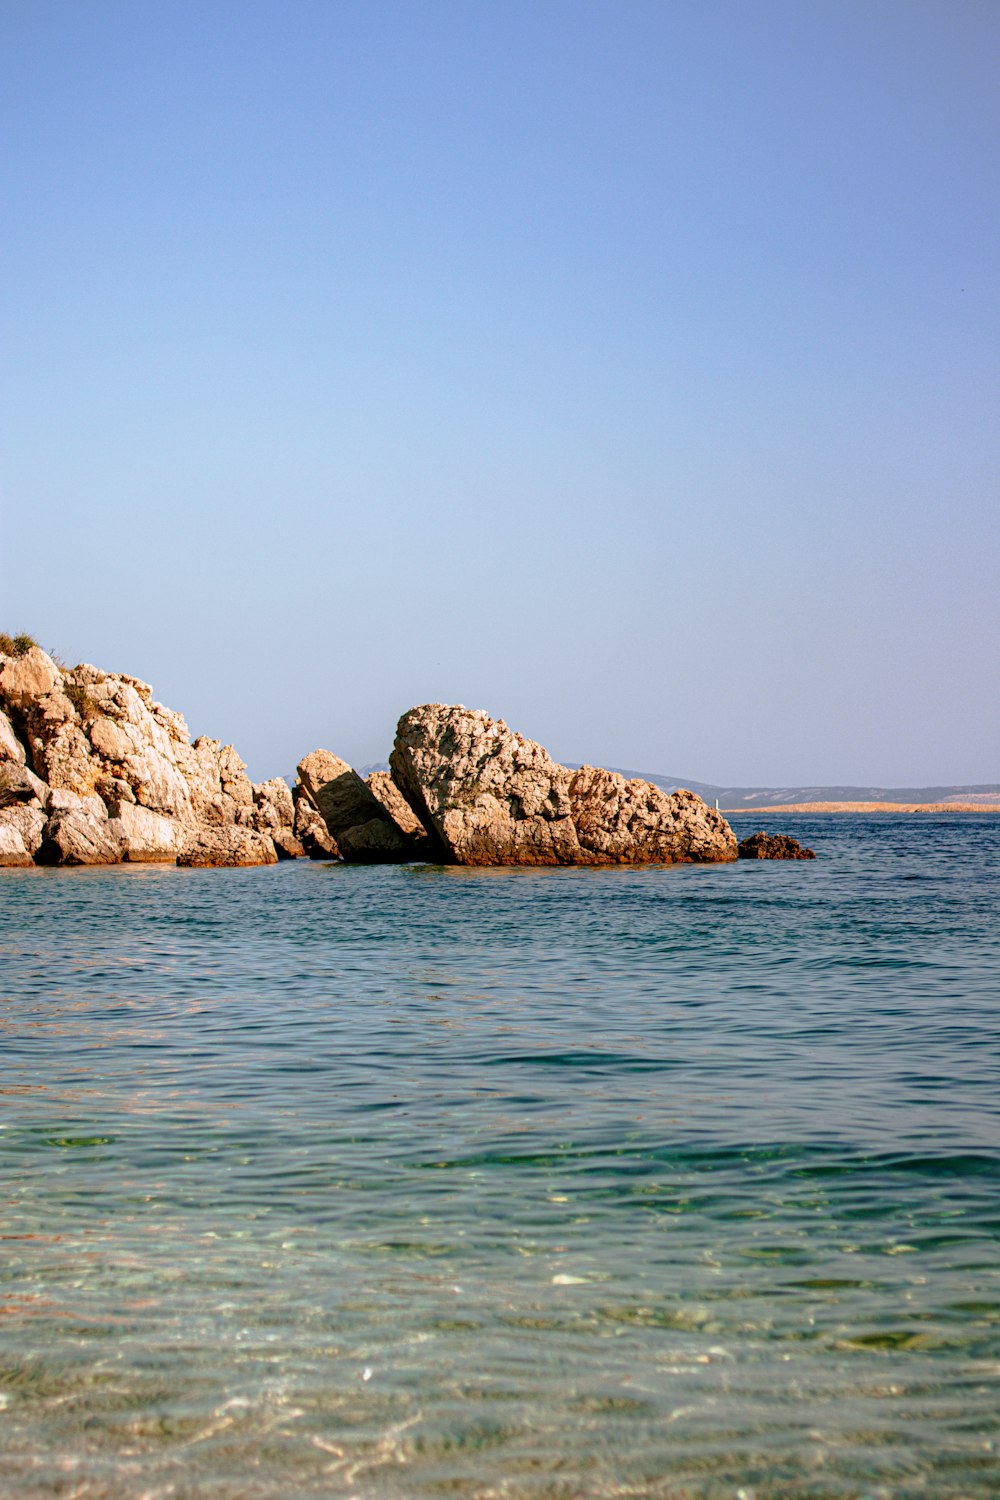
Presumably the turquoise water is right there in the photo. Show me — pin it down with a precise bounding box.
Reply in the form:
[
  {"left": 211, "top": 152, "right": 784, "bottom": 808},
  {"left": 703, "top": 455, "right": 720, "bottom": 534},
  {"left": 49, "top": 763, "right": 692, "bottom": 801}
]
[{"left": 1, "top": 815, "right": 998, "bottom": 1498}]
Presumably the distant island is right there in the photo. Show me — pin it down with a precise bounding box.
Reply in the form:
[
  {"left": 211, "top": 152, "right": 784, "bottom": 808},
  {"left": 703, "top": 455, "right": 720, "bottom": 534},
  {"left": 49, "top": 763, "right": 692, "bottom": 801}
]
[{"left": 598, "top": 769, "right": 1000, "bottom": 813}]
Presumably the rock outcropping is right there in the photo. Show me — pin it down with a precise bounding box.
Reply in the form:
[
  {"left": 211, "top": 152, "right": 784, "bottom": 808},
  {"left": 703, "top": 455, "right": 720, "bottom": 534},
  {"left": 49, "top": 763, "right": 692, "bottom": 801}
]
[
  {"left": 2, "top": 650, "right": 740, "bottom": 872},
  {"left": 389, "top": 704, "right": 737, "bottom": 866},
  {"left": 737, "top": 831, "right": 816, "bottom": 860},
  {"left": 0, "top": 645, "right": 297, "bottom": 867}
]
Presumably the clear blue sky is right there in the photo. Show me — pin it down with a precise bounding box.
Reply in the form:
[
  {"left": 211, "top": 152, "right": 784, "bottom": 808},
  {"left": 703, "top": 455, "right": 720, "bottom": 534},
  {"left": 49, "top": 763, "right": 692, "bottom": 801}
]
[{"left": 2, "top": 0, "right": 997, "bottom": 785}]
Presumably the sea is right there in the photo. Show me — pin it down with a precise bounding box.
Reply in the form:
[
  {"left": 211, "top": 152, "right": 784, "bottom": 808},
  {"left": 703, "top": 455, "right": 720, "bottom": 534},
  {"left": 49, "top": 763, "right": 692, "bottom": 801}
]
[{"left": 1, "top": 814, "right": 998, "bottom": 1499}]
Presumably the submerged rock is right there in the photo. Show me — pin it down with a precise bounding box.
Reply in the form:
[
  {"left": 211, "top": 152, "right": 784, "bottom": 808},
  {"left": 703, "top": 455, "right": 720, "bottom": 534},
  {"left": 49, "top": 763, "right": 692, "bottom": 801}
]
[
  {"left": 389, "top": 704, "right": 737, "bottom": 867},
  {"left": 737, "top": 831, "right": 816, "bottom": 860}
]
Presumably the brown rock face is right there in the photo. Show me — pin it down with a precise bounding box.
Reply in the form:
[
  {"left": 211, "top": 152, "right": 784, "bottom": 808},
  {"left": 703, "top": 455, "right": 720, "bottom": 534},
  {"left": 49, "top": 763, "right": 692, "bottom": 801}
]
[
  {"left": 737, "top": 831, "right": 816, "bottom": 860},
  {"left": 390, "top": 704, "right": 737, "bottom": 867},
  {"left": 296, "top": 749, "right": 426, "bottom": 862},
  {"left": 570, "top": 769, "right": 737, "bottom": 864},
  {"left": 0, "top": 763, "right": 48, "bottom": 809},
  {"left": 250, "top": 778, "right": 303, "bottom": 859},
  {"left": 105, "top": 803, "right": 187, "bottom": 862}
]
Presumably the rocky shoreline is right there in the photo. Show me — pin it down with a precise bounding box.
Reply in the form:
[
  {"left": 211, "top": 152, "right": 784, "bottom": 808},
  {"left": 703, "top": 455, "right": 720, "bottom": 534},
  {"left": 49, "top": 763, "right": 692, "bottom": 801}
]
[{"left": 0, "top": 643, "right": 788, "bottom": 870}]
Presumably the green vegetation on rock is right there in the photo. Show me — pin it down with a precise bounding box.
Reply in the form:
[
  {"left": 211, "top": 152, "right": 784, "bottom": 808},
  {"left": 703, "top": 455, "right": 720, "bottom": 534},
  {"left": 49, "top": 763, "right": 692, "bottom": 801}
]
[{"left": 0, "top": 632, "right": 38, "bottom": 658}]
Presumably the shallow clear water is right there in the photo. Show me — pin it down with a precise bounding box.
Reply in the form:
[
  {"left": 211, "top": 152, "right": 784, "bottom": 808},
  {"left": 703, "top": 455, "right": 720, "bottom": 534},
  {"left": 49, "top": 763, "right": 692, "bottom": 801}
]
[{"left": 1, "top": 815, "right": 998, "bottom": 1499}]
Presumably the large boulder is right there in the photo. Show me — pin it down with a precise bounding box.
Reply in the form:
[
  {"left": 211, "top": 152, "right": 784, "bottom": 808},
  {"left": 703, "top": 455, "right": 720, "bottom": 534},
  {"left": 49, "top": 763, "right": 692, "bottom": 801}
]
[
  {"left": 296, "top": 750, "right": 427, "bottom": 862},
  {"left": 390, "top": 704, "right": 737, "bottom": 867},
  {"left": 390, "top": 705, "right": 581, "bottom": 865},
  {"left": 293, "top": 786, "right": 340, "bottom": 860},
  {"left": 569, "top": 768, "right": 736, "bottom": 864},
  {"left": 366, "top": 771, "right": 442, "bottom": 861}
]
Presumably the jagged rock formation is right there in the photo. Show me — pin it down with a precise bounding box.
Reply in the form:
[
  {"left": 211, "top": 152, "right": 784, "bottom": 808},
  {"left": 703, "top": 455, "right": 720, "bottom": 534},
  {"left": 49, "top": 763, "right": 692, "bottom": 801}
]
[
  {"left": 366, "top": 770, "right": 443, "bottom": 861},
  {"left": 737, "top": 831, "right": 816, "bottom": 860},
  {"left": 2, "top": 650, "right": 741, "bottom": 872},
  {"left": 292, "top": 785, "right": 340, "bottom": 860},
  {"left": 389, "top": 704, "right": 737, "bottom": 866},
  {"left": 0, "top": 645, "right": 297, "bottom": 867},
  {"left": 295, "top": 749, "right": 433, "bottom": 862}
]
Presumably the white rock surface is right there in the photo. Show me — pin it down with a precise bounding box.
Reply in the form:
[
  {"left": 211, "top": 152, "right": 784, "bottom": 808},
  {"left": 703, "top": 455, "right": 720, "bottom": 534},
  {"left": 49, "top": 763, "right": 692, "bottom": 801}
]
[{"left": 0, "top": 824, "right": 33, "bottom": 866}]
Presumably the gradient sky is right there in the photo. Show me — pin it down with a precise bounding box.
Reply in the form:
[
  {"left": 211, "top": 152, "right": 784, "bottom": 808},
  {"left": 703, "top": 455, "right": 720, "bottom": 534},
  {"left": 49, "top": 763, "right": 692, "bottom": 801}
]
[{"left": 2, "top": 0, "right": 997, "bottom": 785}]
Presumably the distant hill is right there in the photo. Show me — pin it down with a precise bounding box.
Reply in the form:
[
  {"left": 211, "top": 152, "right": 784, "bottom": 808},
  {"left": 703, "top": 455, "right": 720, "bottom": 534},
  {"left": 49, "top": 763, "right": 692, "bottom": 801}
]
[
  {"left": 603, "top": 771, "right": 1000, "bottom": 810},
  {"left": 362, "top": 760, "right": 1000, "bottom": 811}
]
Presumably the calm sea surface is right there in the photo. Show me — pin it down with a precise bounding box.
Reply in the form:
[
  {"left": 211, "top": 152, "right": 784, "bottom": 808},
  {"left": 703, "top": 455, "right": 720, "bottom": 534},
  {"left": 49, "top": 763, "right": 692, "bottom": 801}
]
[{"left": 1, "top": 815, "right": 998, "bottom": 1499}]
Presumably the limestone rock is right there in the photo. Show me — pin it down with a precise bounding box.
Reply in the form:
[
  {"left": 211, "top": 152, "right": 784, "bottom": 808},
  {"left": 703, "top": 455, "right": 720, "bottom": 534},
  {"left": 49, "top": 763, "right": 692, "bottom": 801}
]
[
  {"left": 253, "top": 776, "right": 294, "bottom": 831},
  {"left": 390, "top": 705, "right": 581, "bottom": 866},
  {"left": 0, "top": 708, "right": 26, "bottom": 765},
  {"left": 0, "top": 803, "right": 47, "bottom": 858},
  {"left": 177, "top": 826, "right": 278, "bottom": 868},
  {"left": 570, "top": 768, "right": 736, "bottom": 864},
  {"left": 0, "top": 824, "right": 34, "bottom": 866},
  {"left": 293, "top": 787, "right": 339, "bottom": 859},
  {"left": 366, "top": 771, "right": 441, "bottom": 860},
  {"left": 248, "top": 777, "right": 301, "bottom": 859},
  {"left": 46, "top": 787, "right": 108, "bottom": 820},
  {"left": 296, "top": 749, "right": 419, "bottom": 862},
  {"left": 0, "top": 646, "right": 63, "bottom": 707},
  {"left": 0, "top": 643, "right": 290, "bottom": 868},
  {"left": 106, "top": 802, "right": 187, "bottom": 862},
  {"left": 0, "top": 762, "right": 48, "bottom": 809},
  {"left": 737, "top": 831, "right": 816, "bottom": 860},
  {"left": 390, "top": 704, "right": 737, "bottom": 867},
  {"left": 271, "top": 828, "right": 305, "bottom": 860},
  {"left": 36, "top": 810, "right": 124, "bottom": 866},
  {"left": 96, "top": 774, "right": 136, "bottom": 806}
]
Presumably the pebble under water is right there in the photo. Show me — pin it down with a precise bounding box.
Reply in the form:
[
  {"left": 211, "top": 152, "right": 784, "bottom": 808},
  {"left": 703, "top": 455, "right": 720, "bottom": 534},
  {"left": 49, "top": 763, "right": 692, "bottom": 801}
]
[{"left": 1, "top": 814, "right": 998, "bottom": 1499}]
